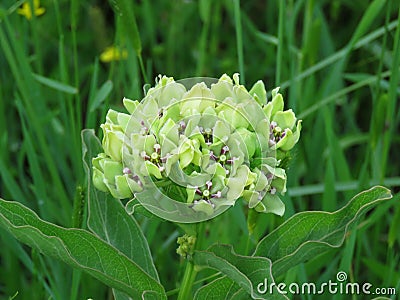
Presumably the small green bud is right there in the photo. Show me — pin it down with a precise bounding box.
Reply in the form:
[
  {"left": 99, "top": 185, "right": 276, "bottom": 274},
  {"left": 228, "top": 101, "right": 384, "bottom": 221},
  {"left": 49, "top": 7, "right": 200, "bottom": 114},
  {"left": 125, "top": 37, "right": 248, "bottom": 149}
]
[{"left": 176, "top": 234, "right": 196, "bottom": 259}]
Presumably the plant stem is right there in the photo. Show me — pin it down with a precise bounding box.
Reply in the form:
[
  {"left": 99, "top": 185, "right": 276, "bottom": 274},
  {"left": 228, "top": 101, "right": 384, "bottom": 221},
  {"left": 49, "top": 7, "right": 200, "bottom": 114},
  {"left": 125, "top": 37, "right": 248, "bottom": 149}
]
[
  {"left": 177, "top": 260, "right": 197, "bottom": 300},
  {"left": 166, "top": 272, "right": 221, "bottom": 296},
  {"left": 177, "top": 222, "right": 205, "bottom": 299}
]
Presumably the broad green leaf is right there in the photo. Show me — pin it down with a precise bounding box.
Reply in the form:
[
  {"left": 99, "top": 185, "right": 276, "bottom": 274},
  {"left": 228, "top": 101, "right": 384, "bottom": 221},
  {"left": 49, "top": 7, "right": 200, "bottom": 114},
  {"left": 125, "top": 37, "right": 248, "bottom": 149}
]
[
  {"left": 194, "top": 276, "right": 241, "bottom": 299},
  {"left": 255, "top": 185, "right": 392, "bottom": 277},
  {"left": 0, "top": 199, "right": 166, "bottom": 299},
  {"left": 193, "top": 244, "right": 288, "bottom": 300},
  {"left": 195, "top": 276, "right": 282, "bottom": 300},
  {"left": 82, "top": 129, "right": 161, "bottom": 298},
  {"left": 195, "top": 186, "right": 392, "bottom": 298}
]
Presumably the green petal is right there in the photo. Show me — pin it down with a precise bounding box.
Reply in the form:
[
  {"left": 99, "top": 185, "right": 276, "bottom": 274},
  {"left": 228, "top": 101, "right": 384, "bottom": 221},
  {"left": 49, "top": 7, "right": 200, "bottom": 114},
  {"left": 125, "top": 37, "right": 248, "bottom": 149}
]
[
  {"left": 254, "top": 169, "right": 269, "bottom": 191},
  {"left": 203, "top": 106, "right": 217, "bottom": 116},
  {"left": 164, "top": 99, "right": 181, "bottom": 122},
  {"left": 271, "top": 87, "right": 280, "bottom": 98},
  {"left": 92, "top": 153, "right": 107, "bottom": 170},
  {"left": 242, "top": 190, "right": 260, "bottom": 208},
  {"left": 213, "top": 120, "right": 231, "bottom": 143},
  {"left": 272, "top": 175, "right": 287, "bottom": 194},
  {"left": 144, "top": 135, "right": 157, "bottom": 155},
  {"left": 184, "top": 116, "right": 201, "bottom": 136},
  {"left": 126, "top": 176, "right": 143, "bottom": 193},
  {"left": 117, "top": 112, "right": 130, "bottom": 130},
  {"left": 211, "top": 77, "right": 234, "bottom": 101},
  {"left": 232, "top": 73, "right": 240, "bottom": 85},
  {"left": 160, "top": 137, "right": 177, "bottom": 156},
  {"left": 107, "top": 185, "right": 121, "bottom": 199},
  {"left": 101, "top": 125, "right": 124, "bottom": 161},
  {"left": 233, "top": 84, "right": 251, "bottom": 103},
  {"left": 181, "top": 82, "right": 215, "bottom": 114},
  {"left": 214, "top": 163, "right": 228, "bottom": 178},
  {"left": 186, "top": 187, "right": 196, "bottom": 203},
  {"left": 235, "top": 128, "right": 257, "bottom": 158},
  {"left": 239, "top": 101, "right": 265, "bottom": 127},
  {"left": 159, "top": 82, "right": 186, "bottom": 107},
  {"left": 227, "top": 165, "right": 249, "bottom": 200},
  {"left": 218, "top": 106, "right": 248, "bottom": 129},
  {"left": 254, "top": 201, "right": 267, "bottom": 213},
  {"left": 219, "top": 73, "right": 233, "bottom": 84},
  {"left": 232, "top": 109, "right": 249, "bottom": 129},
  {"left": 115, "top": 175, "right": 133, "bottom": 198},
  {"left": 92, "top": 168, "right": 108, "bottom": 192},
  {"left": 179, "top": 149, "right": 194, "bottom": 169},
  {"left": 142, "top": 96, "right": 159, "bottom": 118},
  {"left": 272, "top": 109, "right": 296, "bottom": 130},
  {"left": 123, "top": 97, "right": 140, "bottom": 114},
  {"left": 249, "top": 80, "right": 267, "bottom": 105},
  {"left": 245, "top": 169, "right": 257, "bottom": 186},
  {"left": 192, "top": 200, "right": 214, "bottom": 215},
  {"left": 165, "top": 153, "right": 179, "bottom": 175},
  {"left": 279, "top": 120, "right": 302, "bottom": 151},
  {"left": 144, "top": 161, "right": 162, "bottom": 179},
  {"left": 270, "top": 90, "right": 284, "bottom": 116},
  {"left": 190, "top": 131, "right": 206, "bottom": 148},
  {"left": 159, "top": 118, "right": 179, "bottom": 145},
  {"left": 192, "top": 147, "right": 202, "bottom": 166},
  {"left": 103, "top": 160, "right": 123, "bottom": 184},
  {"left": 260, "top": 193, "right": 285, "bottom": 216},
  {"left": 105, "top": 109, "right": 119, "bottom": 124},
  {"left": 212, "top": 174, "right": 226, "bottom": 192}
]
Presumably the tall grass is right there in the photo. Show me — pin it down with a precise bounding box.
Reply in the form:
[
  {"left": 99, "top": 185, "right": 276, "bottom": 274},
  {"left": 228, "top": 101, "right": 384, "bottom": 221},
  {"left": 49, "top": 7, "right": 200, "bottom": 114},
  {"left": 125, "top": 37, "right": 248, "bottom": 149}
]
[{"left": 0, "top": 0, "right": 399, "bottom": 299}]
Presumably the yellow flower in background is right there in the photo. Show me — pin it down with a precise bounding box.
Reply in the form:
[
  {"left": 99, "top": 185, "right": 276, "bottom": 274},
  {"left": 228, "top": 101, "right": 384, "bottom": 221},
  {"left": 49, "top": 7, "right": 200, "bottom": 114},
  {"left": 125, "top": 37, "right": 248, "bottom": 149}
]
[
  {"left": 100, "top": 46, "right": 128, "bottom": 63},
  {"left": 18, "top": 0, "right": 46, "bottom": 20}
]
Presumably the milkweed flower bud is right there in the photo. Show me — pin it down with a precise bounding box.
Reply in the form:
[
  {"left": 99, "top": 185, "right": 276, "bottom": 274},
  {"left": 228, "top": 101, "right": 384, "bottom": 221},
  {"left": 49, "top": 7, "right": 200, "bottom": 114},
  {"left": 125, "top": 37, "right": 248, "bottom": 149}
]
[
  {"left": 92, "top": 74, "right": 301, "bottom": 222},
  {"left": 176, "top": 234, "right": 196, "bottom": 258}
]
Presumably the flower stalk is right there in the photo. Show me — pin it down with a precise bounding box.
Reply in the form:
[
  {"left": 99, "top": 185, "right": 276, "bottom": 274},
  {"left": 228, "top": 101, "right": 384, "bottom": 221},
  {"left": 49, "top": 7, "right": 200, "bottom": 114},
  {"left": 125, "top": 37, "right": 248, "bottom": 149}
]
[
  {"left": 176, "top": 222, "right": 205, "bottom": 299},
  {"left": 177, "top": 259, "right": 197, "bottom": 300}
]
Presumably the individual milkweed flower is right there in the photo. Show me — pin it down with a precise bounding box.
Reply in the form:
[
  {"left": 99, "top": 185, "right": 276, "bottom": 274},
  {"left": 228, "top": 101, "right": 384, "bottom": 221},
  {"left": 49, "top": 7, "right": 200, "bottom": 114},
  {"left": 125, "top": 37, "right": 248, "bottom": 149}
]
[
  {"left": 263, "top": 87, "right": 302, "bottom": 152},
  {"left": 100, "top": 46, "right": 128, "bottom": 63},
  {"left": 17, "top": 0, "right": 45, "bottom": 20},
  {"left": 92, "top": 153, "right": 142, "bottom": 199},
  {"left": 92, "top": 74, "right": 302, "bottom": 222}
]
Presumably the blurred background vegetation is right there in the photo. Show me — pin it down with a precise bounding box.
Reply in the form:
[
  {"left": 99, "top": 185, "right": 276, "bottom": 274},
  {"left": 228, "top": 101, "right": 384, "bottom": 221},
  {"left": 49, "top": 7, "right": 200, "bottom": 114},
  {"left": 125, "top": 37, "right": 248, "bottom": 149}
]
[{"left": 0, "top": 0, "right": 399, "bottom": 299}]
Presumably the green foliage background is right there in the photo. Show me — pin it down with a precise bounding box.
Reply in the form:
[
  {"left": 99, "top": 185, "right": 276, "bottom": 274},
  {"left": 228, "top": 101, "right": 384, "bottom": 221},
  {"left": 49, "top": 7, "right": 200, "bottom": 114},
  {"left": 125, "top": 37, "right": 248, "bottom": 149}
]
[{"left": 0, "top": 0, "right": 399, "bottom": 299}]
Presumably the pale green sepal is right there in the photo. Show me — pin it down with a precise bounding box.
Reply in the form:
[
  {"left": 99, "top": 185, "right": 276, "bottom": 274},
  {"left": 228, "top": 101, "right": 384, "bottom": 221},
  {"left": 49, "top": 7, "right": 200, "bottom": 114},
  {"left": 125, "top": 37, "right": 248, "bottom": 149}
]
[
  {"left": 123, "top": 97, "right": 140, "bottom": 114},
  {"left": 249, "top": 80, "right": 267, "bottom": 105},
  {"left": 92, "top": 168, "right": 108, "bottom": 192},
  {"left": 192, "top": 200, "right": 214, "bottom": 215},
  {"left": 144, "top": 161, "right": 163, "bottom": 179},
  {"left": 260, "top": 193, "right": 285, "bottom": 216},
  {"left": 115, "top": 175, "right": 134, "bottom": 199},
  {"left": 103, "top": 160, "right": 123, "bottom": 184}
]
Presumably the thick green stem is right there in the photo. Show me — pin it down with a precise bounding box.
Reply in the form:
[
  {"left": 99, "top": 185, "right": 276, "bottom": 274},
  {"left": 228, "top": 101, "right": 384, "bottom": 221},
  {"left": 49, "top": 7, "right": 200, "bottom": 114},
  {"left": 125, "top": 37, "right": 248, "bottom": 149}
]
[
  {"left": 177, "top": 260, "right": 197, "bottom": 300},
  {"left": 245, "top": 209, "right": 259, "bottom": 255},
  {"left": 177, "top": 222, "right": 205, "bottom": 299}
]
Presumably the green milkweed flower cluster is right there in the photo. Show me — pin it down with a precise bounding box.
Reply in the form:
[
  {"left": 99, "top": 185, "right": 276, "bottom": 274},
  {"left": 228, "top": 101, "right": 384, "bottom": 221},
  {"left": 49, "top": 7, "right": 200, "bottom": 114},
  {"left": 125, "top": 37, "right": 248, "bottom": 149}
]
[
  {"left": 176, "top": 234, "right": 196, "bottom": 259},
  {"left": 92, "top": 74, "right": 301, "bottom": 221}
]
